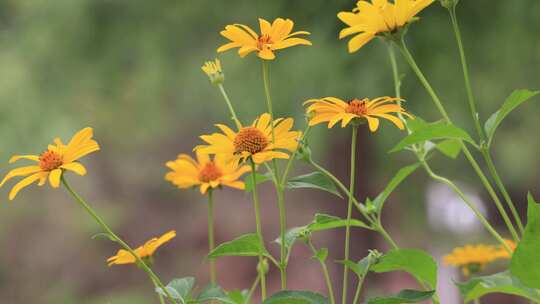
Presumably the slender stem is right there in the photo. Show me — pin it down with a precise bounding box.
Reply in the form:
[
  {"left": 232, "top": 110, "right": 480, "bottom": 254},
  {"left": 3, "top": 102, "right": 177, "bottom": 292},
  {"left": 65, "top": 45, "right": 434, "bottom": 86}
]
[
  {"left": 420, "top": 161, "right": 512, "bottom": 253},
  {"left": 246, "top": 273, "right": 261, "bottom": 304},
  {"left": 396, "top": 38, "right": 520, "bottom": 242},
  {"left": 249, "top": 159, "right": 267, "bottom": 301},
  {"left": 280, "top": 125, "right": 312, "bottom": 185},
  {"left": 261, "top": 59, "right": 287, "bottom": 289},
  {"left": 60, "top": 177, "right": 178, "bottom": 304},
  {"left": 207, "top": 190, "right": 217, "bottom": 286},
  {"left": 307, "top": 240, "right": 336, "bottom": 304},
  {"left": 352, "top": 276, "right": 365, "bottom": 304},
  {"left": 342, "top": 125, "right": 359, "bottom": 304},
  {"left": 482, "top": 149, "right": 524, "bottom": 233},
  {"left": 375, "top": 224, "right": 398, "bottom": 250},
  {"left": 447, "top": 7, "right": 525, "bottom": 235},
  {"left": 151, "top": 276, "right": 166, "bottom": 304},
  {"left": 217, "top": 84, "right": 242, "bottom": 130}
]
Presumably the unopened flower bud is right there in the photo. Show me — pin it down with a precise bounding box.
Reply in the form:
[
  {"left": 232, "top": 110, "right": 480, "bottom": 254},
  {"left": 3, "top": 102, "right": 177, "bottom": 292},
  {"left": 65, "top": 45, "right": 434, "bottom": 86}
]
[
  {"left": 201, "top": 58, "right": 225, "bottom": 85},
  {"left": 440, "top": 0, "right": 459, "bottom": 9}
]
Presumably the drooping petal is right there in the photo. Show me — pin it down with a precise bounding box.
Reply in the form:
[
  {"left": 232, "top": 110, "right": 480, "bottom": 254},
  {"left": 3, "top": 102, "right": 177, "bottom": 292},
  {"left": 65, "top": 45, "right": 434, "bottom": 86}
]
[
  {"left": 61, "top": 162, "right": 87, "bottom": 176},
  {"left": 1, "top": 166, "right": 42, "bottom": 187},
  {"left": 9, "top": 172, "right": 42, "bottom": 200},
  {"left": 48, "top": 169, "right": 62, "bottom": 188}
]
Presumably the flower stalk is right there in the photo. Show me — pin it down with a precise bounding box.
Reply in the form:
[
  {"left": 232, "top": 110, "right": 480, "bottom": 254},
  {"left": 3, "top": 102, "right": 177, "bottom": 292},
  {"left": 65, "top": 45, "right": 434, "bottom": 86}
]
[
  {"left": 207, "top": 189, "right": 217, "bottom": 286},
  {"left": 217, "top": 83, "right": 242, "bottom": 130},
  {"left": 307, "top": 240, "right": 336, "bottom": 304},
  {"left": 61, "top": 176, "right": 179, "bottom": 304}
]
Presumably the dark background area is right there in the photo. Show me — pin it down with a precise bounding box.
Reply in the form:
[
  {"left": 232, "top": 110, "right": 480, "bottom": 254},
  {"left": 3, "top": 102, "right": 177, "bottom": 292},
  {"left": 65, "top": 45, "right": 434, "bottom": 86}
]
[{"left": 0, "top": 1, "right": 538, "bottom": 303}]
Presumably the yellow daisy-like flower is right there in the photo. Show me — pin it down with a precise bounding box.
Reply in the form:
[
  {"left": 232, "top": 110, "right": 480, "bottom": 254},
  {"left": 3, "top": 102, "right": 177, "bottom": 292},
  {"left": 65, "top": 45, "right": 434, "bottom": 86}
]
[
  {"left": 107, "top": 230, "right": 176, "bottom": 266},
  {"left": 304, "top": 96, "right": 412, "bottom": 131},
  {"left": 0, "top": 127, "right": 100, "bottom": 200},
  {"left": 196, "top": 113, "right": 301, "bottom": 165},
  {"left": 165, "top": 150, "right": 251, "bottom": 194},
  {"left": 443, "top": 244, "right": 500, "bottom": 276},
  {"left": 201, "top": 58, "right": 224, "bottom": 85},
  {"left": 338, "top": 0, "right": 434, "bottom": 53},
  {"left": 217, "top": 18, "right": 312, "bottom": 60}
]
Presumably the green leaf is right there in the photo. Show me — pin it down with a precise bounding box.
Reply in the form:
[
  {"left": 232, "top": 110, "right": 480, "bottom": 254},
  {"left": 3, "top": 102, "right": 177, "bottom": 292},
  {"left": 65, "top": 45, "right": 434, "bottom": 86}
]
[
  {"left": 406, "top": 117, "right": 430, "bottom": 132},
  {"left": 156, "top": 277, "right": 195, "bottom": 303},
  {"left": 313, "top": 248, "right": 328, "bottom": 262},
  {"left": 457, "top": 271, "right": 540, "bottom": 302},
  {"left": 371, "top": 249, "right": 437, "bottom": 288},
  {"left": 197, "top": 285, "right": 237, "bottom": 304},
  {"left": 434, "top": 139, "right": 462, "bottom": 159},
  {"left": 373, "top": 163, "right": 420, "bottom": 212},
  {"left": 244, "top": 173, "right": 272, "bottom": 192},
  {"left": 307, "top": 213, "right": 370, "bottom": 232},
  {"left": 367, "top": 290, "right": 435, "bottom": 304},
  {"left": 209, "top": 233, "right": 267, "bottom": 258},
  {"left": 390, "top": 121, "right": 474, "bottom": 153},
  {"left": 286, "top": 172, "right": 342, "bottom": 198},
  {"left": 263, "top": 290, "right": 328, "bottom": 304},
  {"left": 225, "top": 290, "right": 249, "bottom": 304},
  {"left": 485, "top": 89, "right": 539, "bottom": 146},
  {"left": 510, "top": 193, "right": 540, "bottom": 289},
  {"left": 274, "top": 226, "right": 309, "bottom": 255},
  {"left": 338, "top": 250, "right": 381, "bottom": 279}
]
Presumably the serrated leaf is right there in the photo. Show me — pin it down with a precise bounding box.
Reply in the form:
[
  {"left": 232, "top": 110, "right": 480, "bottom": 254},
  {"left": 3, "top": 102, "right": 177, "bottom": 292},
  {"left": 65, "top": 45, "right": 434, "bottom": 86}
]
[
  {"left": 209, "top": 233, "right": 267, "bottom": 258},
  {"left": 371, "top": 249, "right": 437, "bottom": 289},
  {"left": 286, "top": 172, "right": 342, "bottom": 198},
  {"left": 263, "top": 290, "right": 328, "bottom": 304},
  {"left": 313, "top": 248, "right": 328, "bottom": 262},
  {"left": 510, "top": 193, "right": 540, "bottom": 289},
  {"left": 457, "top": 271, "right": 540, "bottom": 302},
  {"left": 156, "top": 277, "right": 195, "bottom": 303},
  {"left": 485, "top": 89, "right": 539, "bottom": 147},
  {"left": 244, "top": 173, "right": 272, "bottom": 192},
  {"left": 390, "top": 121, "right": 474, "bottom": 153},
  {"left": 367, "top": 289, "right": 435, "bottom": 304},
  {"left": 274, "top": 226, "right": 309, "bottom": 256},
  {"left": 373, "top": 164, "right": 420, "bottom": 212},
  {"left": 197, "top": 285, "right": 237, "bottom": 304},
  {"left": 307, "top": 213, "right": 370, "bottom": 232},
  {"left": 434, "top": 139, "right": 462, "bottom": 159}
]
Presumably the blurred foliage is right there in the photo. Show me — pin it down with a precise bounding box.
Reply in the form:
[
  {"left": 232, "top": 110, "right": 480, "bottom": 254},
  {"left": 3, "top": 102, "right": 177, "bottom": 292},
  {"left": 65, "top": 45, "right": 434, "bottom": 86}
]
[{"left": 0, "top": 0, "right": 538, "bottom": 303}]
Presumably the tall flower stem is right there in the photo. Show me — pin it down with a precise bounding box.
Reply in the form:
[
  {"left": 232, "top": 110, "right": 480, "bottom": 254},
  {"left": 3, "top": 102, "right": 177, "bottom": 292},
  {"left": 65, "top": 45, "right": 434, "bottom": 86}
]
[
  {"left": 261, "top": 60, "right": 288, "bottom": 289},
  {"left": 307, "top": 240, "right": 336, "bottom": 304},
  {"left": 151, "top": 276, "right": 166, "bottom": 304},
  {"left": 217, "top": 84, "right": 242, "bottom": 130},
  {"left": 249, "top": 158, "right": 267, "bottom": 301},
  {"left": 420, "top": 161, "right": 512, "bottom": 253},
  {"left": 342, "top": 125, "right": 359, "bottom": 304},
  {"left": 447, "top": 7, "right": 524, "bottom": 234},
  {"left": 60, "top": 177, "right": 178, "bottom": 304},
  {"left": 207, "top": 190, "right": 217, "bottom": 286},
  {"left": 351, "top": 274, "right": 365, "bottom": 304},
  {"left": 396, "top": 38, "right": 520, "bottom": 242}
]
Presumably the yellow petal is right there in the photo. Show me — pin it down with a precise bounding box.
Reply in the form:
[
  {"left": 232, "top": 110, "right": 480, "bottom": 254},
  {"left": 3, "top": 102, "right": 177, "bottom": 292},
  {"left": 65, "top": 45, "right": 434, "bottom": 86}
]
[
  {"left": 9, "top": 155, "right": 39, "bottom": 164},
  {"left": 1, "top": 166, "right": 42, "bottom": 187},
  {"left": 61, "top": 162, "right": 87, "bottom": 176},
  {"left": 8, "top": 172, "right": 42, "bottom": 200},
  {"left": 48, "top": 169, "right": 62, "bottom": 188}
]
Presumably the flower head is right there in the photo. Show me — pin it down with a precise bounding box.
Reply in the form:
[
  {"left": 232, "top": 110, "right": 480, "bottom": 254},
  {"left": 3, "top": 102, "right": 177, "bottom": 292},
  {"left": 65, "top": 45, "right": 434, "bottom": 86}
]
[
  {"left": 165, "top": 150, "right": 251, "bottom": 194},
  {"left": 443, "top": 244, "right": 500, "bottom": 276},
  {"left": 107, "top": 230, "right": 176, "bottom": 266},
  {"left": 338, "top": 0, "right": 434, "bottom": 52},
  {"left": 201, "top": 58, "right": 225, "bottom": 85},
  {"left": 217, "top": 18, "right": 312, "bottom": 60},
  {"left": 304, "top": 96, "right": 412, "bottom": 131},
  {"left": 196, "top": 113, "right": 301, "bottom": 165},
  {"left": 0, "top": 127, "right": 100, "bottom": 200}
]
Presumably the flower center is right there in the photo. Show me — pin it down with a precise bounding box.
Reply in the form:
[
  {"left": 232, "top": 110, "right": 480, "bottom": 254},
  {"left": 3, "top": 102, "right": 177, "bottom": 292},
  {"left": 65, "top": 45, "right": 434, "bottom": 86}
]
[
  {"left": 257, "top": 34, "right": 273, "bottom": 50},
  {"left": 198, "top": 161, "right": 223, "bottom": 183},
  {"left": 346, "top": 99, "right": 368, "bottom": 116},
  {"left": 39, "top": 150, "right": 63, "bottom": 171},
  {"left": 234, "top": 127, "right": 269, "bottom": 155}
]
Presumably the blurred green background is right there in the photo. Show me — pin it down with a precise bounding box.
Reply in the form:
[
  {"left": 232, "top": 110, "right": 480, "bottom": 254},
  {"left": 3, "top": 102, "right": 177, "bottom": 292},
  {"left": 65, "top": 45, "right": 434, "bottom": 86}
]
[{"left": 0, "top": 0, "right": 538, "bottom": 303}]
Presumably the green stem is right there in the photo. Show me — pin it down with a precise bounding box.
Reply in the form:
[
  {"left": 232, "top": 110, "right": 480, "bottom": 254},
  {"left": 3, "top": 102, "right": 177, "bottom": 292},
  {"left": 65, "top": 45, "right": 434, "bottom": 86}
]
[
  {"left": 249, "top": 159, "right": 267, "bottom": 301},
  {"left": 342, "top": 125, "right": 359, "bottom": 304},
  {"left": 447, "top": 7, "right": 525, "bottom": 235},
  {"left": 217, "top": 84, "right": 242, "bottom": 130},
  {"left": 396, "top": 38, "right": 520, "bottom": 242},
  {"left": 351, "top": 276, "right": 365, "bottom": 304},
  {"left": 261, "top": 59, "right": 287, "bottom": 289},
  {"left": 246, "top": 272, "right": 261, "bottom": 304},
  {"left": 207, "top": 190, "right": 217, "bottom": 286},
  {"left": 375, "top": 223, "right": 399, "bottom": 250},
  {"left": 151, "top": 276, "right": 166, "bottom": 304},
  {"left": 60, "top": 177, "right": 178, "bottom": 304},
  {"left": 280, "top": 125, "right": 312, "bottom": 184},
  {"left": 420, "top": 161, "right": 512, "bottom": 253},
  {"left": 307, "top": 240, "right": 336, "bottom": 304}
]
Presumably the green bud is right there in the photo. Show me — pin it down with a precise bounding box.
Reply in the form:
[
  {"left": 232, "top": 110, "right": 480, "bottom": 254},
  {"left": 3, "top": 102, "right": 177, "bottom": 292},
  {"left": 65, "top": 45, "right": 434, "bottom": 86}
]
[
  {"left": 257, "top": 258, "right": 269, "bottom": 274},
  {"left": 440, "top": 0, "right": 459, "bottom": 9}
]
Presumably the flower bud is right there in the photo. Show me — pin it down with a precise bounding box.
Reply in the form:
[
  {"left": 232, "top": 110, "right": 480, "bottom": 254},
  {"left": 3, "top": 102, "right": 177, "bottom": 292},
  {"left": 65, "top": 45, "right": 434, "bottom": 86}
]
[
  {"left": 257, "top": 258, "right": 269, "bottom": 274},
  {"left": 201, "top": 58, "right": 224, "bottom": 85},
  {"left": 440, "top": 0, "right": 459, "bottom": 9}
]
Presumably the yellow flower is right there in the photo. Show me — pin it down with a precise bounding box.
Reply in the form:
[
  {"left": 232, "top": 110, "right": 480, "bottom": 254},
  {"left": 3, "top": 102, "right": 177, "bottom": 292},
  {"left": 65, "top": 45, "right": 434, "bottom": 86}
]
[
  {"left": 0, "top": 127, "right": 100, "bottom": 200},
  {"left": 443, "top": 244, "right": 500, "bottom": 276},
  {"left": 107, "top": 230, "right": 176, "bottom": 266},
  {"left": 165, "top": 150, "right": 251, "bottom": 194},
  {"left": 304, "top": 96, "right": 412, "bottom": 131},
  {"left": 201, "top": 58, "right": 225, "bottom": 85},
  {"left": 338, "top": 0, "right": 434, "bottom": 53},
  {"left": 196, "top": 113, "right": 301, "bottom": 165},
  {"left": 217, "top": 18, "right": 312, "bottom": 60},
  {"left": 494, "top": 239, "right": 517, "bottom": 259}
]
